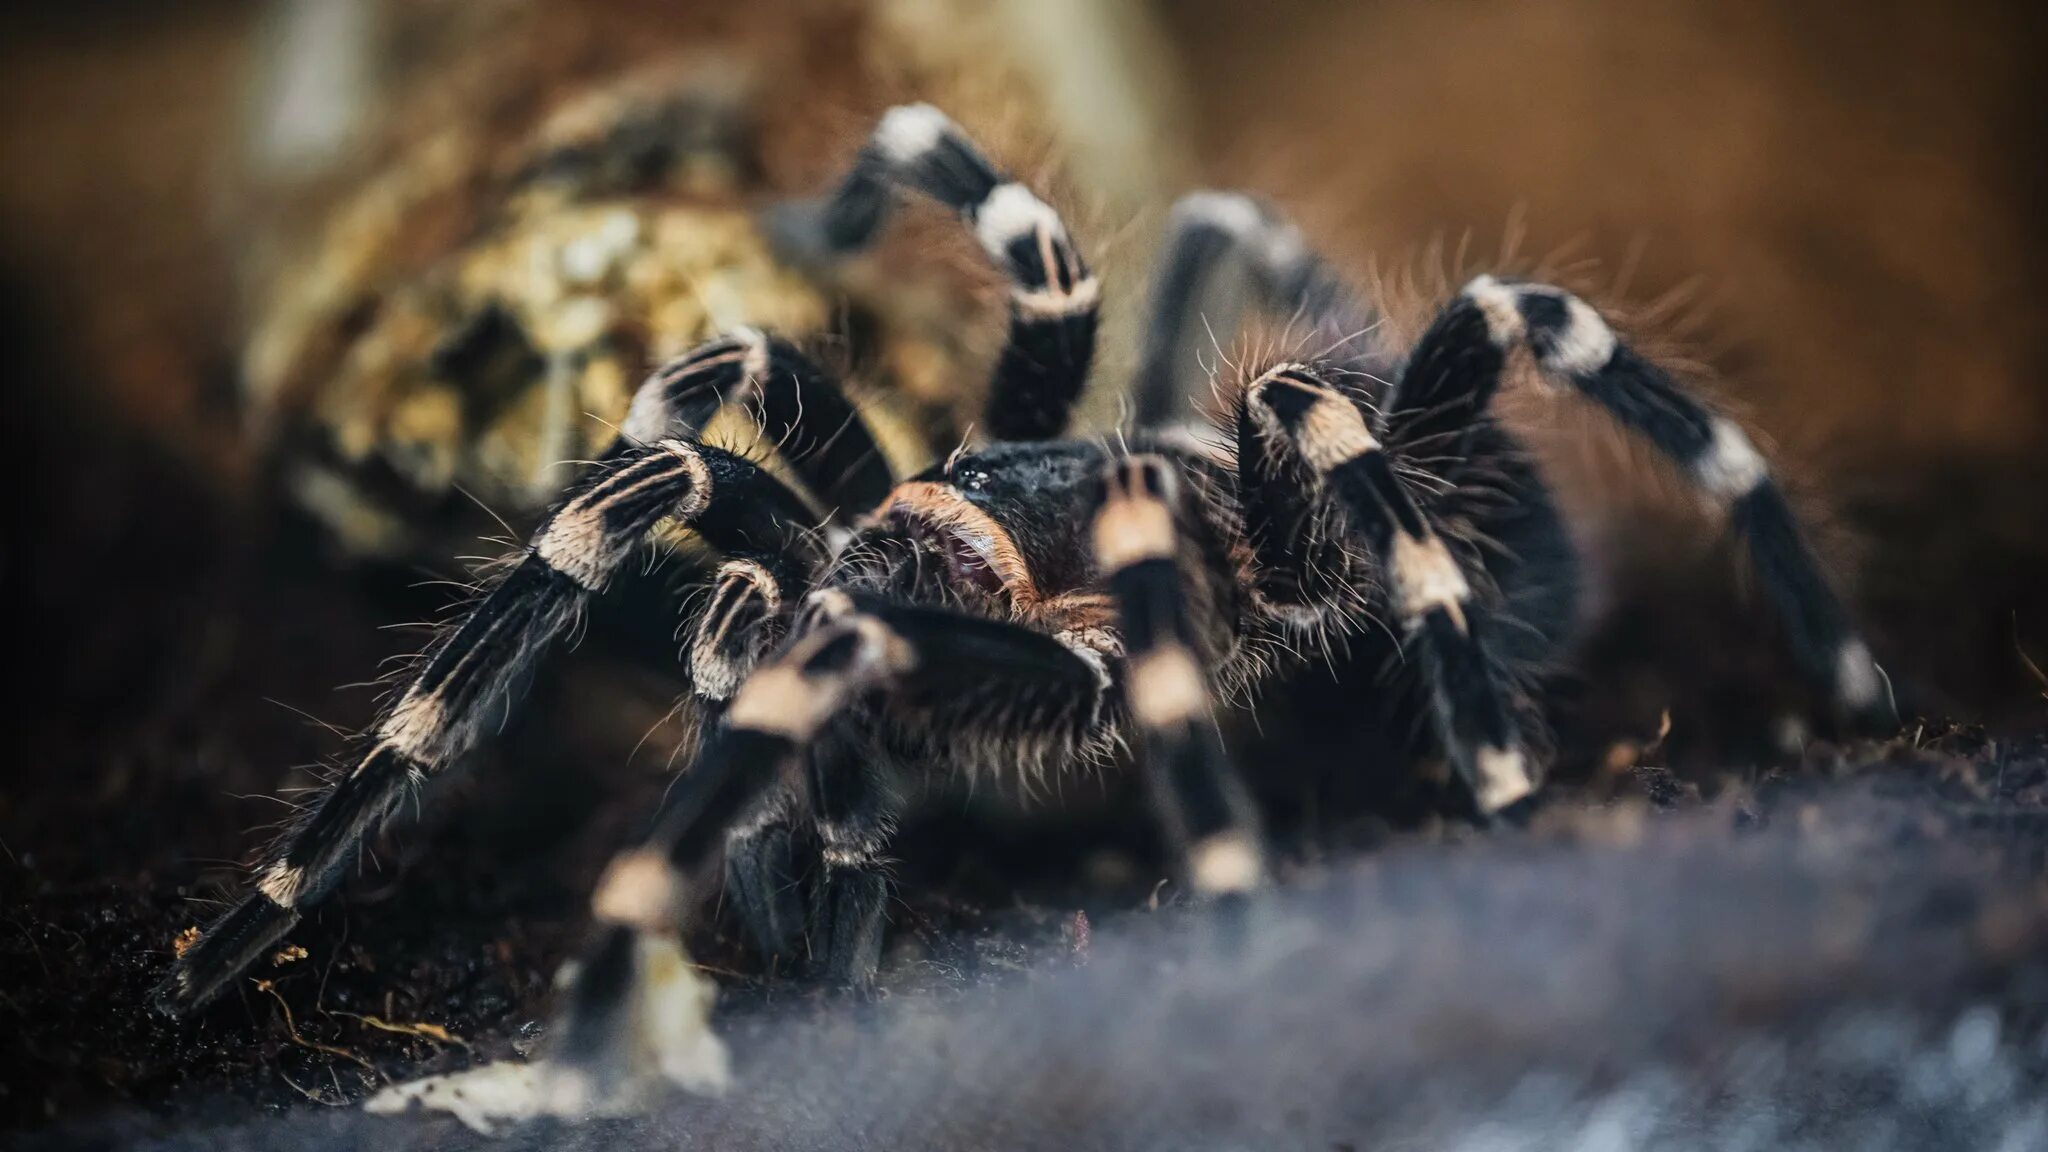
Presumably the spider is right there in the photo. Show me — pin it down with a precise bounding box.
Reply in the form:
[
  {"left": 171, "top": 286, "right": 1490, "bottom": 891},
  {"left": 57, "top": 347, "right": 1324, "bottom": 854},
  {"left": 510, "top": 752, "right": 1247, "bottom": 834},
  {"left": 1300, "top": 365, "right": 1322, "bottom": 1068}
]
[{"left": 160, "top": 104, "right": 1893, "bottom": 1089}]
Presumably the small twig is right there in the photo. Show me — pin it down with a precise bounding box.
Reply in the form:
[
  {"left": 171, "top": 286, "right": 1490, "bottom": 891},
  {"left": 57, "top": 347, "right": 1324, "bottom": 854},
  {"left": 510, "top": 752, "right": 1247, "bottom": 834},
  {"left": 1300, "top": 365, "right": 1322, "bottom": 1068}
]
[
  {"left": 276, "top": 1068, "right": 344, "bottom": 1108},
  {"left": 255, "top": 979, "right": 380, "bottom": 1077},
  {"left": 330, "top": 1010, "right": 469, "bottom": 1048}
]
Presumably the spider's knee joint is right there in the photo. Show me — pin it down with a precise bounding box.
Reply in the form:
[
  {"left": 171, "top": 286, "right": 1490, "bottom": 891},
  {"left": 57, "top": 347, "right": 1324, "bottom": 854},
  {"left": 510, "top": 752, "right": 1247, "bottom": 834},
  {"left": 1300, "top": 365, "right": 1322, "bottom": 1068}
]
[
  {"left": 725, "top": 615, "right": 913, "bottom": 739},
  {"left": 1458, "top": 275, "right": 1617, "bottom": 376},
  {"left": 1245, "top": 364, "right": 1377, "bottom": 475},
  {"left": 1092, "top": 455, "right": 1180, "bottom": 572},
  {"left": 690, "top": 559, "right": 787, "bottom": 700}
]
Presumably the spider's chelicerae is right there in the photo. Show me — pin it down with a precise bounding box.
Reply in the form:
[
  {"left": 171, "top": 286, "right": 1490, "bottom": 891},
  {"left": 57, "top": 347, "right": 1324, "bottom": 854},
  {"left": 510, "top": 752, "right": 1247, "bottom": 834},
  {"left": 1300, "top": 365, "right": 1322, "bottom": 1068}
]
[{"left": 161, "top": 104, "right": 1893, "bottom": 1083}]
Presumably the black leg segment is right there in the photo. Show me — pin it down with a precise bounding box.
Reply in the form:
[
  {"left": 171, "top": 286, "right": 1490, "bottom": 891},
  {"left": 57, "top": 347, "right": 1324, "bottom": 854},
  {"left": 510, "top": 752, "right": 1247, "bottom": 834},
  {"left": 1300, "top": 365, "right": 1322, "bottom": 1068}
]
[
  {"left": 769, "top": 104, "right": 1099, "bottom": 441},
  {"left": 1090, "top": 454, "right": 1265, "bottom": 893}
]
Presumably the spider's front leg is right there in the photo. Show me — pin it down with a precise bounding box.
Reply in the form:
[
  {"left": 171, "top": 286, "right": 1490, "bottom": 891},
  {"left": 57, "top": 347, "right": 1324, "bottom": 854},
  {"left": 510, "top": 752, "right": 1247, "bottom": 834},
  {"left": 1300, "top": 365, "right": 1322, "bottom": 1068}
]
[
  {"left": 536, "top": 600, "right": 1115, "bottom": 1086},
  {"left": 367, "top": 614, "right": 917, "bottom": 1125},
  {"left": 156, "top": 332, "right": 875, "bottom": 1014},
  {"left": 1091, "top": 454, "right": 1266, "bottom": 894}
]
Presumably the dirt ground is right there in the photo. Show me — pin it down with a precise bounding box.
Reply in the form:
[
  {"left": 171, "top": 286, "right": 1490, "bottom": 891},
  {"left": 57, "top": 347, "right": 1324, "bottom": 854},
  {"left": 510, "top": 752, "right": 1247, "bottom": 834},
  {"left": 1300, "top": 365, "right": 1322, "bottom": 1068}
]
[{"left": 5, "top": 2, "right": 2048, "bottom": 1148}]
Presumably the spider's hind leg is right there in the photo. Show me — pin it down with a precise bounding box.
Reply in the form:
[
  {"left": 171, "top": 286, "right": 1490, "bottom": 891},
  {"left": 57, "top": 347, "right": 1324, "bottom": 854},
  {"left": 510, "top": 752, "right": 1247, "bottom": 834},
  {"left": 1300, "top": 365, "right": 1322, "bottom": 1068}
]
[
  {"left": 1390, "top": 275, "right": 1895, "bottom": 734},
  {"left": 1134, "top": 191, "right": 1382, "bottom": 429}
]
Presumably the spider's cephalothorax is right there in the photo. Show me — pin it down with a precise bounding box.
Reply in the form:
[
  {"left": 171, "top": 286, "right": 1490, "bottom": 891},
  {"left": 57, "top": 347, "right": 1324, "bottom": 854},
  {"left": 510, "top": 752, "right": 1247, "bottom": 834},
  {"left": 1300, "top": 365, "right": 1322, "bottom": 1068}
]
[{"left": 164, "top": 105, "right": 1894, "bottom": 1111}]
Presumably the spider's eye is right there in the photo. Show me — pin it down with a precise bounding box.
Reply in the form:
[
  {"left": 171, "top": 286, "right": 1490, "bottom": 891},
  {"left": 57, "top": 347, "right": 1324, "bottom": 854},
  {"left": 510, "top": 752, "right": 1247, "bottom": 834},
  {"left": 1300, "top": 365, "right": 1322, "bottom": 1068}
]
[{"left": 954, "top": 466, "right": 990, "bottom": 493}]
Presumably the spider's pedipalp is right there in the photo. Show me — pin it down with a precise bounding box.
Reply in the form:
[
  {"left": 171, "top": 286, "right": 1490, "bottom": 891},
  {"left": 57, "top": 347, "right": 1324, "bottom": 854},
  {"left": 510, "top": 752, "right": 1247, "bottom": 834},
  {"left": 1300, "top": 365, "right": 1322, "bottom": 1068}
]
[
  {"left": 688, "top": 557, "right": 791, "bottom": 704},
  {"left": 769, "top": 104, "right": 1099, "bottom": 441}
]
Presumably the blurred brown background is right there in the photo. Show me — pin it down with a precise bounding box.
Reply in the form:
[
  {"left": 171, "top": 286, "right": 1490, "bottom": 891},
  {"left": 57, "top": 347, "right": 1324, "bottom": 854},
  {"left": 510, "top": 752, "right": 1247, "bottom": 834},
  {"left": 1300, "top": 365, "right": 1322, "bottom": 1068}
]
[
  {"left": 2, "top": 1, "right": 2044, "bottom": 1132},
  {"left": 3, "top": 0, "right": 2043, "bottom": 711}
]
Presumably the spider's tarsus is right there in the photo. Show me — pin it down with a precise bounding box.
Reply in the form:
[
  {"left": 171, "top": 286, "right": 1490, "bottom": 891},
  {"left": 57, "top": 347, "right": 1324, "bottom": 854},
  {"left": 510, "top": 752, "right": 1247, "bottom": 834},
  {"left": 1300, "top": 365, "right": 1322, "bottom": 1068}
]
[
  {"left": 808, "top": 865, "right": 889, "bottom": 990},
  {"left": 153, "top": 893, "right": 302, "bottom": 1017}
]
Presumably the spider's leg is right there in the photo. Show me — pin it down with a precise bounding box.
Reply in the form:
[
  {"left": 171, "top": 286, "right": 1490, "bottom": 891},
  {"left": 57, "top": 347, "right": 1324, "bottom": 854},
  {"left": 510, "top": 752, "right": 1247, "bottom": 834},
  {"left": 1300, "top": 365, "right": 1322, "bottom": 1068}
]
[
  {"left": 627, "top": 328, "right": 894, "bottom": 515},
  {"left": 157, "top": 348, "right": 829, "bottom": 1015},
  {"left": 1388, "top": 277, "right": 1894, "bottom": 731},
  {"left": 551, "top": 617, "right": 911, "bottom": 1093},
  {"left": 634, "top": 332, "right": 901, "bottom": 964},
  {"left": 769, "top": 103, "right": 1099, "bottom": 441},
  {"left": 1248, "top": 366, "right": 1538, "bottom": 818},
  {"left": 679, "top": 556, "right": 900, "bottom": 975},
  {"left": 798, "top": 595, "right": 1120, "bottom": 989},
  {"left": 1091, "top": 454, "right": 1265, "bottom": 894},
  {"left": 804, "top": 732, "right": 898, "bottom": 987},
  {"left": 1134, "top": 191, "right": 1378, "bottom": 429},
  {"left": 682, "top": 555, "right": 810, "bottom": 967},
  {"left": 554, "top": 598, "right": 1114, "bottom": 1069}
]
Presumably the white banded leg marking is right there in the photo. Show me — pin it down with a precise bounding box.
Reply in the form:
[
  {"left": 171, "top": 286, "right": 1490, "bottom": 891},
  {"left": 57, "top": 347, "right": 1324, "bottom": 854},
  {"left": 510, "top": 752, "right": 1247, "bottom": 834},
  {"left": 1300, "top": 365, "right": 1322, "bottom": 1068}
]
[
  {"left": 1012, "top": 274, "right": 1102, "bottom": 320},
  {"left": 874, "top": 102, "right": 950, "bottom": 164},
  {"left": 1245, "top": 364, "right": 1379, "bottom": 474},
  {"left": 255, "top": 860, "right": 307, "bottom": 907},
  {"left": 1461, "top": 274, "right": 1528, "bottom": 346},
  {"left": 1390, "top": 531, "right": 1473, "bottom": 633},
  {"left": 378, "top": 691, "right": 450, "bottom": 765},
  {"left": 1188, "top": 829, "right": 1264, "bottom": 895},
  {"left": 533, "top": 441, "right": 711, "bottom": 590},
  {"left": 1128, "top": 644, "right": 1209, "bottom": 729},
  {"left": 978, "top": 182, "right": 1098, "bottom": 319},
  {"left": 974, "top": 183, "right": 1065, "bottom": 262},
  {"left": 1538, "top": 293, "right": 1617, "bottom": 375},
  {"left": 1091, "top": 478, "right": 1178, "bottom": 572},
  {"left": 689, "top": 558, "right": 783, "bottom": 702},
  {"left": 1459, "top": 275, "right": 1617, "bottom": 376},
  {"left": 1172, "top": 190, "right": 1310, "bottom": 279},
  {"left": 724, "top": 617, "right": 917, "bottom": 740},
  {"left": 1835, "top": 638, "right": 1884, "bottom": 711},
  {"left": 1473, "top": 745, "right": 1534, "bottom": 812},
  {"left": 1694, "top": 416, "right": 1769, "bottom": 502},
  {"left": 591, "top": 850, "right": 687, "bottom": 933},
  {"left": 624, "top": 342, "right": 752, "bottom": 443}
]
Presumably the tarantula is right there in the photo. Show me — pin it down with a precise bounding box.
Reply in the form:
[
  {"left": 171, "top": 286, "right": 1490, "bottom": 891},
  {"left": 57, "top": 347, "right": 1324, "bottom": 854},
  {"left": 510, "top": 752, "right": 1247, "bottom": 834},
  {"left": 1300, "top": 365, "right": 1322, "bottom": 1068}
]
[{"left": 161, "top": 104, "right": 1892, "bottom": 1076}]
